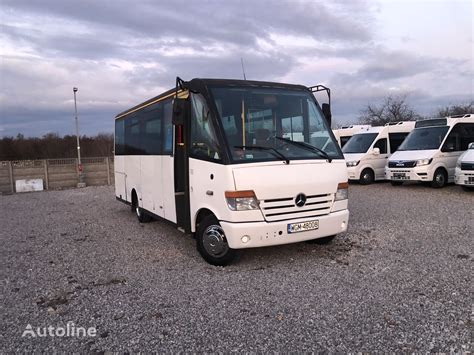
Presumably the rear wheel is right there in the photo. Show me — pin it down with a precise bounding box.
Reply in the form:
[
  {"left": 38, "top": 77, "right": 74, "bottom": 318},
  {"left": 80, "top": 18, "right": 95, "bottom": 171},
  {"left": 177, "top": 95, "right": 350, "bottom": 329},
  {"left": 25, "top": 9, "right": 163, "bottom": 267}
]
[
  {"left": 306, "top": 235, "right": 336, "bottom": 244},
  {"left": 132, "top": 192, "right": 152, "bottom": 223},
  {"left": 359, "top": 169, "right": 374, "bottom": 185},
  {"left": 196, "top": 215, "right": 237, "bottom": 266},
  {"left": 431, "top": 168, "right": 447, "bottom": 188},
  {"left": 390, "top": 181, "right": 403, "bottom": 186}
]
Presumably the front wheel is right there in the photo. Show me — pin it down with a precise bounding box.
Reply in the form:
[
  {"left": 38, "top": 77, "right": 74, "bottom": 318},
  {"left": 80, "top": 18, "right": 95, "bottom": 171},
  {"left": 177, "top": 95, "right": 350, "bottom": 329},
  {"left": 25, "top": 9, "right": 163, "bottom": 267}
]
[
  {"left": 431, "top": 168, "right": 447, "bottom": 188},
  {"left": 196, "top": 215, "right": 237, "bottom": 266},
  {"left": 359, "top": 169, "right": 374, "bottom": 185}
]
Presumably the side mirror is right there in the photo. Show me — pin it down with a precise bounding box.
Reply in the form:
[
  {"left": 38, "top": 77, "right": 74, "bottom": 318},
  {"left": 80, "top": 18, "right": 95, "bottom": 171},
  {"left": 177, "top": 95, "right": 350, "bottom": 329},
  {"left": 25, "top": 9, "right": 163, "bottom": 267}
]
[
  {"left": 468, "top": 142, "right": 474, "bottom": 149},
  {"left": 373, "top": 147, "right": 380, "bottom": 155},
  {"left": 322, "top": 103, "right": 332, "bottom": 126},
  {"left": 172, "top": 98, "right": 189, "bottom": 125}
]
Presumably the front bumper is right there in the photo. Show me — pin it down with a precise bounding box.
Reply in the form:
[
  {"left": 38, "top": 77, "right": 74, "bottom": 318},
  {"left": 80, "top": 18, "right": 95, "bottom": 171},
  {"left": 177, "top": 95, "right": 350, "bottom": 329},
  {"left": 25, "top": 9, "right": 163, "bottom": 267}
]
[
  {"left": 346, "top": 166, "right": 359, "bottom": 180},
  {"left": 220, "top": 209, "right": 349, "bottom": 249},
  {"left": 455, "top": 168, "right": 474, "bottom": 186},
  {"left": 385, "top": 166, "right": 432, "bottom": 182}
]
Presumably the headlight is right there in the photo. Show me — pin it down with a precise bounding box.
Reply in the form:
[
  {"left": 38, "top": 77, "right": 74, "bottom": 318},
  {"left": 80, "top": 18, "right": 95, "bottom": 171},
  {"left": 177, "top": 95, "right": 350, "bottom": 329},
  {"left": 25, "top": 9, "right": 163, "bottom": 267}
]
[
  {"left": 346, "top": 160, "right": 359, "bottom": 167},
  {"left": 416, "top": 158, "right": 432, "bottom": 166},
  {"left": 335, "top": 182, "right": 349, "bottom": 201},
  {"left": 225, "top": 190, "right": 259, "bottom": 211}
]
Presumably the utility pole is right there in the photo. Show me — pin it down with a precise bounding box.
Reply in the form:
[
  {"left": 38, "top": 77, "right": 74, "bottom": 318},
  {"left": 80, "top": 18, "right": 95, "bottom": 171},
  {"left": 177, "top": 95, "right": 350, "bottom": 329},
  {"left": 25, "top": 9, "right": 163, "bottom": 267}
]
[{"left": 73, "top": 87, "right": 86, "bottom": 187}]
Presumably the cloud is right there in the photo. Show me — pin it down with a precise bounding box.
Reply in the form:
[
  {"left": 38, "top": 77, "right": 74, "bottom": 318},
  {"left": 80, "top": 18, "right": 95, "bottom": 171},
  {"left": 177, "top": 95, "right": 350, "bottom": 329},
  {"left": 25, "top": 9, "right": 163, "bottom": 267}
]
[{"left": 0, "top": 0, "right": 472, "bottom": 136}]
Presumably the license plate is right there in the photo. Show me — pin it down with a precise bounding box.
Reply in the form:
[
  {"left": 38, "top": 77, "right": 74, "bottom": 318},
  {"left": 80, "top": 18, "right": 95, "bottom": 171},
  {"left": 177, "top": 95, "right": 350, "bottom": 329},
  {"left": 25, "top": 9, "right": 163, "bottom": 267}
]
[
  {"left": 393, "top": 172, "right": 409, "bottom": 180},
  {"left": 288, "top": 220, "right": 319, "bottom": 234},
  {"left": 465, "top": 177, "right": 474, "bottom": 185}
]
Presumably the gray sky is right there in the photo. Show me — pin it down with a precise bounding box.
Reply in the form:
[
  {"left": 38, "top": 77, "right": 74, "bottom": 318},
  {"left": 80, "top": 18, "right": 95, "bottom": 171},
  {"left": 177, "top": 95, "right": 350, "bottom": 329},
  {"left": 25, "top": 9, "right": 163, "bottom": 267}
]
[{"left": 0, "top": 0, "right": 472, "bottom": 137}]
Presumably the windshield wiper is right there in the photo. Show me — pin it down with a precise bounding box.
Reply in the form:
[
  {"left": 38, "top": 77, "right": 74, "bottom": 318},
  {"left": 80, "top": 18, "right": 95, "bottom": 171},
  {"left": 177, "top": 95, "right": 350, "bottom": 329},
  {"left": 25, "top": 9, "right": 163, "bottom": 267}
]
[
  {"left": 234, "top": 145, "right": 290, "bottom": 164},
  {"left": 275, "top": 137, "right": 332, "bottom": 163}
]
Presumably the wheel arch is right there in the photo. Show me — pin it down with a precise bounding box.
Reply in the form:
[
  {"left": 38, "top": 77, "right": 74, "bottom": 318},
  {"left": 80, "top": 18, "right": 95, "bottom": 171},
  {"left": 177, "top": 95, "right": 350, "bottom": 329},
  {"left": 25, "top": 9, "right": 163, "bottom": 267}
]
[{"left": 193, "top": 208, "right": 217, "bottom": 233}]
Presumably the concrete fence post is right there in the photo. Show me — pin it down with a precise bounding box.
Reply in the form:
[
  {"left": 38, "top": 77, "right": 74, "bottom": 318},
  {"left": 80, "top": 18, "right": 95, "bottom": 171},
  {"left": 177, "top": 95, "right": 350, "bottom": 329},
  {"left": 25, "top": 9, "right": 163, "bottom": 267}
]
[
  {"left": 8, "top": 161, "right": 14, "bottom": 193},
  {"left": 106, "top": 157, "right": 111, "bottom": 185},
  {"left": 43, "top": 160, "right": 49, "bottom": 190}
]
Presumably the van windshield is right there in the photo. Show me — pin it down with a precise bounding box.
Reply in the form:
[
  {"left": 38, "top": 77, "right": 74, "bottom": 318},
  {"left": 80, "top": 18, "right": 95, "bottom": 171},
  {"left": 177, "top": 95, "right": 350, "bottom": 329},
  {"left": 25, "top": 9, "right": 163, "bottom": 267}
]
[
  {"left": 210, "top": 86, "right": 342, "bottom": 163},
  {"left": 342, "top": 133, "right": 378, "bottom": 154},
  {"left": 398, "top": 126, "right": 449, "bottom": 151}
]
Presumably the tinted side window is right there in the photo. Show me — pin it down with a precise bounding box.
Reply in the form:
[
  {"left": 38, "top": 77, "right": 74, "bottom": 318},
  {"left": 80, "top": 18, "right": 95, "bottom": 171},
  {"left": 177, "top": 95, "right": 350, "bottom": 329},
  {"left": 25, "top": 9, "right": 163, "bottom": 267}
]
[
  {"left": 142, "top": 103, "right": 162, "bottom": 155},
  {"left": 374, "top": 138, "right": 387, "bottom": 154},
  {"left": 115, "top": 119, "right": 125, "bottom": 155},
  {"left": 388, "top": 132, "right": 408, "bottom": 153},
  {"left": 124, "top": 116, "right": 142, "bottom": 154},
  {"left": 340, "top": 136, "right": 351, "bottom": 147},
  {"left": 442, "top": 123, "right": 474, "bottom": 152},
  {"left": 163, "top": 100, "right": 173, "bottom": 154}
]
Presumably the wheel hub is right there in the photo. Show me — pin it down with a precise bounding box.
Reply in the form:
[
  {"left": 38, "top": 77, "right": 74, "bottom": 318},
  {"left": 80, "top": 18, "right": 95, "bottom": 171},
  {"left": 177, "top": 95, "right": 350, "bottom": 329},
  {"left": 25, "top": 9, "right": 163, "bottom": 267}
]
[{"left": 203, "top": 225, "right": 229, "bottom": 257}]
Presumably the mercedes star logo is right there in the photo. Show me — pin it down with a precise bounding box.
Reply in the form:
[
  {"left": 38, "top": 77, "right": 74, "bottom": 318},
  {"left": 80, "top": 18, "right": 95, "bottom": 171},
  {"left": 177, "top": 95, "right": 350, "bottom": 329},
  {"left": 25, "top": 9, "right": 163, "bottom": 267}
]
[{"left": 295, "top": 193, "right": 307, "bottom": 207}]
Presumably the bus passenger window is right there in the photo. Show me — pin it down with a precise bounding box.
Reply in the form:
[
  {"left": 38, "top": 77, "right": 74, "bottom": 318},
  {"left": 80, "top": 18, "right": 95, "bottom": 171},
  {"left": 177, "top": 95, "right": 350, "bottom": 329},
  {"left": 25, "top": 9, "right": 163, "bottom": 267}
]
[
  {"left": 163, "top": 101, "right": 173, "bottom": 154},
  {"left": 190, "top": 94, "right": 221, "bottom": 160}
]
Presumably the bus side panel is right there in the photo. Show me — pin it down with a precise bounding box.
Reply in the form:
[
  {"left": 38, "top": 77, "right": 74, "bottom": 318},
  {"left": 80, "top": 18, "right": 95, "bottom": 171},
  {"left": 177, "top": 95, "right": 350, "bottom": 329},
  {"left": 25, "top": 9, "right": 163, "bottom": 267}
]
[
  {"left": 125, "top": 156, "right": 141, "bottom": 204},
  {"left": 114, "top": 155, "right": 127, "bottom": 200},
  {"left": 162, "top": 156, "right": 177, "bottom": 223},
  {"left": 188, "top": 159, "right": 237, "bottom": 232},
  {"left": 140, "top": 155, "right": 164, "bottom": 217}
]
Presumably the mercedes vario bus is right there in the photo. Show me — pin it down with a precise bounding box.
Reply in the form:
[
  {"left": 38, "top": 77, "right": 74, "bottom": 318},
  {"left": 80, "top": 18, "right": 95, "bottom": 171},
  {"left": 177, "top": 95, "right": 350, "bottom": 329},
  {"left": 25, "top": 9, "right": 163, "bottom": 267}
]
[
  {"left": 386, "top": 115, "right": 474, "bottom": 188},
  {"left": 333, "top": 125, "right": 371, "bottom": 148},
  {"left": 455, "top": 142, "right": 474, "bottom": 191},
  {"left": 114, "top": 78, "right": 349, "bottom": 265},
  {"left": 342, "top": 122, "right": 415, "bottom": 184}
]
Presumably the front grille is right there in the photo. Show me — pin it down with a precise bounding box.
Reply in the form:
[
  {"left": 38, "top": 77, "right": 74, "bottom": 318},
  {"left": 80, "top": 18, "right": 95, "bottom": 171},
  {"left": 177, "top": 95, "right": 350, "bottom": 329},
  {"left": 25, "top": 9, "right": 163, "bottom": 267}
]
[
  {"left": 388, "top": 160, "right": 417, "bottom": 168},
  {"left": 260, "top": 193, "right": 333, "bottom": 222},
  {"left": 461, "top": 162, "right": 474, "bottom": 171}
]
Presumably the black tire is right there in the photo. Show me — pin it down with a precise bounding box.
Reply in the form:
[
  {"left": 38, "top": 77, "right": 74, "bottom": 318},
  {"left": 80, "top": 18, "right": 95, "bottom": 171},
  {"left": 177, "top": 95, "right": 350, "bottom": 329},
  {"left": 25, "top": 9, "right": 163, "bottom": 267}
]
[
  {"left": 431, "top": 168, "right": 447, "bottom": 188},
  {"left": 306, "top": 235, "right": 336, "bottom": 245},
  {"left": 132, "top": 192, "right": 152, "bottom": 223},
  {"left": 359, "top": 169, "right": 374, "bottom": 185},
  {"left": 196, "top": 215, "right": 237, "bottom": 266},
  {"left": 390, "top": 181, "right": 403, "bottom": 186}
]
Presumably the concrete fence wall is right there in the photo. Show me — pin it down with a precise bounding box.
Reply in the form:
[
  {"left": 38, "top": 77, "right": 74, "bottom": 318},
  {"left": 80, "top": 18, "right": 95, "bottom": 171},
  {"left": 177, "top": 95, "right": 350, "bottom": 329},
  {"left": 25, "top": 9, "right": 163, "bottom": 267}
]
[{"left": 0, "top": 157, "right": 114, "bottom": 194}]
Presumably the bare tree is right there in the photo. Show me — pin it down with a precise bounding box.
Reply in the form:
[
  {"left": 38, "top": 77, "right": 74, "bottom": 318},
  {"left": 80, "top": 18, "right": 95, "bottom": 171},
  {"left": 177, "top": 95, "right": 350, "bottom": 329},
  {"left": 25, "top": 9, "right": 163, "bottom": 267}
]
[
  {"left": 359, "top": 95, "right": 420, "bottom": 126},
  {"left": 435, "top": 102, "right": 473, "bottom": 117}
]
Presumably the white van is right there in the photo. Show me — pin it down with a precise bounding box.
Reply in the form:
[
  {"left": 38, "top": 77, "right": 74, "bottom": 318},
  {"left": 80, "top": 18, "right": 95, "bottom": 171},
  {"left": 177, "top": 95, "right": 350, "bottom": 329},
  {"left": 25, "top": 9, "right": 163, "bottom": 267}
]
[
  {"left": 386, "top": 115, "right": 474, "bottom": 188},
  {"left": 342, "top": 122, "right": 415, "bottom": 184},
  {"left": 455, "top": 142, "right": 474, "bottom": 190},
  {"left": 333, "top": 125, "right": 371, "bottom": 148}
]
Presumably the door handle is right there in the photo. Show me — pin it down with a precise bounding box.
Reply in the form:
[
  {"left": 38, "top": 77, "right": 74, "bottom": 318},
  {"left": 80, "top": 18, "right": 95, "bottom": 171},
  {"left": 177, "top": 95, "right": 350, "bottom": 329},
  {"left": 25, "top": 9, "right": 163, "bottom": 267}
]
[{"left": 206, "top": 190, "right": 213, "bottom": 196}]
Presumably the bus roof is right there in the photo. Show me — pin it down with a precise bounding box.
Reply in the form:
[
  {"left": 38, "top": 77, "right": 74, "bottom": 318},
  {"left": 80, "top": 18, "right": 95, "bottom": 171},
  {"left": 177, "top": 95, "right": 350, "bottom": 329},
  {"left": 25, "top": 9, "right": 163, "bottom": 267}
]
[{"left": 115, "top": 78, "right": 309, "bottom": 119}]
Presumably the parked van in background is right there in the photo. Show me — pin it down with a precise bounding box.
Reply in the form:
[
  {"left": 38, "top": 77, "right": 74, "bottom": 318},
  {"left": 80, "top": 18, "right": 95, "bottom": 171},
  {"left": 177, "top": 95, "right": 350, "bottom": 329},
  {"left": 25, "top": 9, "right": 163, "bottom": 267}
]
[
  {"left": 386, "top": 115, "right": 474, "bottom": 188},
  {"left": 333, "top": 125, "right": 371, "bottom": 148},
  {"left": 342, "top": 122, "right": 415, "bottom": 184},
  {"left": 455, "top": 142, "right": 474, "bottom": 190}
]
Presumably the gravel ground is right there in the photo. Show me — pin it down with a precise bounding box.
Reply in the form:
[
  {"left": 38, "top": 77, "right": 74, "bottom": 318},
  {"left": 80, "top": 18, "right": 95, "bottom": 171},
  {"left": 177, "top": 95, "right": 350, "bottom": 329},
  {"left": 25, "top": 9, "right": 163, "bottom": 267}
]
[{"left": 0, "top": 183, "right": 473, "bottom": 352}]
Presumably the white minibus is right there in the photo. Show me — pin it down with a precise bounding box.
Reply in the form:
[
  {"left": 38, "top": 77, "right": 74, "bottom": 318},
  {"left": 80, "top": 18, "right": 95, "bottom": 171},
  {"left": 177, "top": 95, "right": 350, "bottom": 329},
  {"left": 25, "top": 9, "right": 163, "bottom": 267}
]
[
  {"left": 386, "top": 115, "right": 474, "bottom": 188},
  {"left": 342, "top": 122, "right": 415, "bottom": 184},
  {"left": 114, "top": 78, "right": 349, "bottom": 265},
  {"left": 455, "top": 142, "right": 474, "bottom": 191},
  {"left": 333, "top": 125, "right": 371, "bottom": 148}
]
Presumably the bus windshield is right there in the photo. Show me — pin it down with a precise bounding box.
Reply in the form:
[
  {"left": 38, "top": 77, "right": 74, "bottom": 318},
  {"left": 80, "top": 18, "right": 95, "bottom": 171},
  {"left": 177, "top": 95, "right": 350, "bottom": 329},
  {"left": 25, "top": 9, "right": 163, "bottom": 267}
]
[
  {"left": 210, "top": 87, "right": 341, "bottom": 163},
  {"left": 398, "top": 126, "right": 450, "bottom": 151},
  {"left": 342, "top": 133, "right": 378, "bottom": 154}
]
